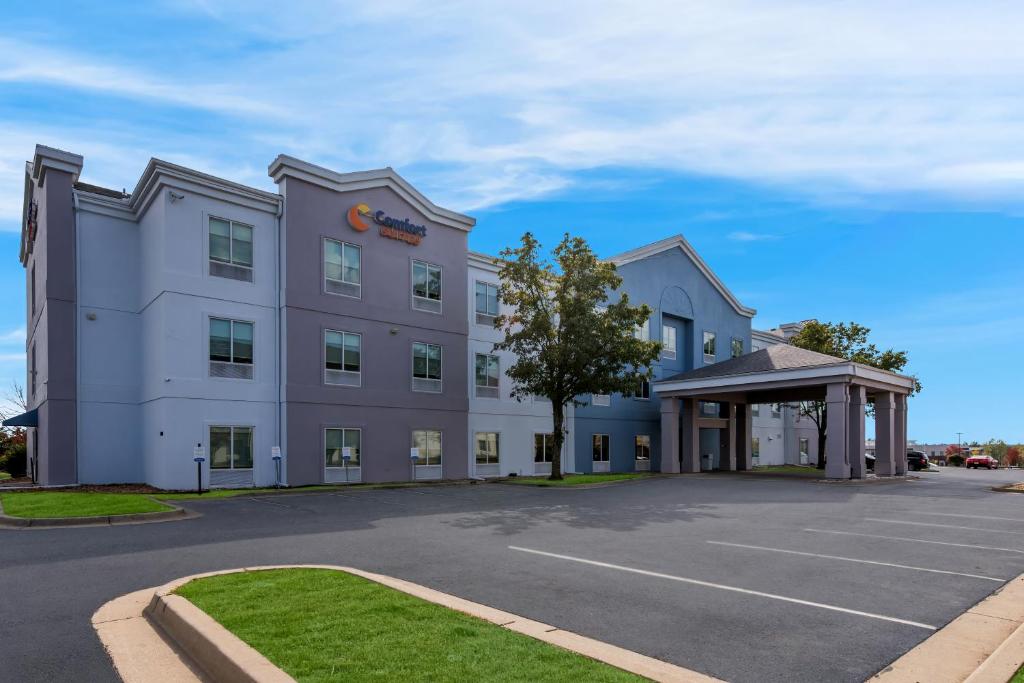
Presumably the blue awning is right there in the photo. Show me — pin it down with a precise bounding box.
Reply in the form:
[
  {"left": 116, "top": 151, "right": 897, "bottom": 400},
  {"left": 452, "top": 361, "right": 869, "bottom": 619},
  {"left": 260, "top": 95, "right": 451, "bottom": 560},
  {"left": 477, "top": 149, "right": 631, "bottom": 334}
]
[{"left": 2, "top": 408, "right": 37, "bottom": 427}]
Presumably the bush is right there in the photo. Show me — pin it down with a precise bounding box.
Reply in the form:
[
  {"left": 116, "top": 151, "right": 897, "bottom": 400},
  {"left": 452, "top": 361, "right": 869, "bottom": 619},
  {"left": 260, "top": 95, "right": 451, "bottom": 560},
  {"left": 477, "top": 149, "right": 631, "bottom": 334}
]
[
  {"left": 947, "top": 454, "right": 965, "bottom": 467},
  {"left": 0, "top": 442, "right": 27, "bottom": 477}
]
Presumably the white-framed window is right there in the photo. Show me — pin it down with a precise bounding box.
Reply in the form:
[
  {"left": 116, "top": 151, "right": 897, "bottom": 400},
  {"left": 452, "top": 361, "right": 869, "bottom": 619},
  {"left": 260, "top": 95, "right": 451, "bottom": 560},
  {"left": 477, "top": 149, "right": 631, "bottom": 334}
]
[
  {"left": 324, "top": 238, "right": 361, "bottom": 298},
  {"left": 475, "top": 432, "right": 499, "bottom": 465},
  {"left": 635, "top": 435, "right": 651, "bottom": 461},
  {"left": 209, "top": 318, "right": 254, "bottom": 379},
  {"left": 703, "top": 331, "right": 716, "bottom": 364},
  {"left": 752, "top": 436, "right": 760, "bottom": 458},
  {"left": 325, "top": 330, "right": 361, "bottom": 387},
  {"left": 210, "top": 426, "right": 253, "bottom": 470},
  {"left": 751, "top": 403, "right": 760, "bottom": 417},
  {"left": 412, "top": 260, "right": 442, "bottom": 313},
  {"left": 474, "top": 281, "right": 499, "bottom": 326},
  {"left": 474, "top": 353, "right": 500, "bottom": 399},
  {"left": 632, "top": 378, "right": 650, "bottom": 400},
  {"left": 412, "top": 342, "right": 442, "bottom": 393},
  {"left": 731, "top": 338, "right": 743, "bottom": 358},
  {"left": 799, "top": 438, "right": 810, "bottom": 458},
  {"left": 412, "top": 429, "right": 442, "bottom": 465},
  {"left": 634, "top": 318, "right": 650, "bottom": 341},
  {"left": 325, "top": 427, "right": 360, "bottom": 467},
  {"left": 701, "top": 401, "right": 719, "bottom": 417},
  {"left": 662, "top": 324, "right": 676, "bottom": 359},
  {"left": 592, "top": 434, "right": 610, "bottom": 462},
  {"left": 771, "top": 403, "right": 782, "bottom": 419},
  {"left": 592, "top": 394, "right": 611, "bottom": 407},
  {"left": 209, "top": 217, "right": 253, "bottom": 282},
  {"left": 534, "top": 433, "right": 555, "bottom": 463}
]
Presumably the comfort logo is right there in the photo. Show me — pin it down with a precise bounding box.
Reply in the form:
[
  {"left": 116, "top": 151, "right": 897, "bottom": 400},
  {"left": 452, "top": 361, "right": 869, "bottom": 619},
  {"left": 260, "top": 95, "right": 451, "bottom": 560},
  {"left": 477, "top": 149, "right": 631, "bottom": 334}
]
[{"left": 346, "top": 203, "right": 371, "bottom": 232}]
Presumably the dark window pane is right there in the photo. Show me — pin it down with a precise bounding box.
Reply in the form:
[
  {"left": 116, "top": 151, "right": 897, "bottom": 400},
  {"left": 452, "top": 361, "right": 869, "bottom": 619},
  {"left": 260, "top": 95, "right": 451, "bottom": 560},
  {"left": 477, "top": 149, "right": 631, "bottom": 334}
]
[
  {"left": 233, "top": 427, "right": 253, "bottom": 468},
  {"left": 413, "top": 262, "right": 428, "bottom": 298},
  {"left": 343, "top": 429, "right": 360, "bottom": 465},
  {"left": 343, "top": 334, "right": 360, "bottom": 372},
  {"left": 325, "top": 331, "right": 343, "bottom": 370},
  {"left": 232, "top": 322, "right": 253, "bottom": 364},
  {"left": 210, "top": 427, "right": 231, "bottom": 469},
  {"left": 232, "top": 224, "right": 253, "bottom": 267},
  {"left": 209, "top": 219, "right": 231, "bottom": 263},
  {"left": 325, "top": 240, "right": 343, "bottom": 281},
  {"left": 342, "top": 244, "right": 360, "bottom": 284},
  {"left": 210, "top": 318, "right": 232, "bottom": 362},
  {"left": 325, "top": 429, "right": 342, "bottom": 467}
]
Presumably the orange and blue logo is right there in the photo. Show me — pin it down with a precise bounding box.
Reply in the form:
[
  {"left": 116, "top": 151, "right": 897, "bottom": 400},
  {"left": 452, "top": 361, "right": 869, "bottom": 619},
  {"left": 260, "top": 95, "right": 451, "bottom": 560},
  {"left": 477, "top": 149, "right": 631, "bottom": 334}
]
[{"left": 346, "top": 203, "right": 427, "bottom": 246}]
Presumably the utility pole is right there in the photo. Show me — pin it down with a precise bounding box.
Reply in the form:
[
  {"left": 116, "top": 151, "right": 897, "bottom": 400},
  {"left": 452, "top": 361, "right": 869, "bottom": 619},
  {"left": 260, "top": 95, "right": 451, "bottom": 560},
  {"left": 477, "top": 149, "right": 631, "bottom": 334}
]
[{"left": 956, "top": 432, "right": 963, "bottom": 460}]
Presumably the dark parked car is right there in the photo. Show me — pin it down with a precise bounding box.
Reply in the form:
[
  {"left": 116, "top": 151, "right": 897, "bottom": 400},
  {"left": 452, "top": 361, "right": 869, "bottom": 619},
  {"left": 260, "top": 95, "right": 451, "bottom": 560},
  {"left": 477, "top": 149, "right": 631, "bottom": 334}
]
[{"left": 906, "top": 450, "right": 929, "bottom": 471}]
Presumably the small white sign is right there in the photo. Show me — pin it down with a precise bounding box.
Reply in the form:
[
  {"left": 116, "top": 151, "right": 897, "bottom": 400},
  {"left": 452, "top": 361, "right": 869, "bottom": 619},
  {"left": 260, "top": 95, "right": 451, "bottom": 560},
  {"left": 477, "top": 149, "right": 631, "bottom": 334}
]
[
  {"left": 271, "top": 446, "right": 282, "bottom": 460},
  {"left": 342, "top": 447, "right": 353, "bottom": 461},
  {"left": 193, "top": 446, "right": 205, "bottom": 461},
  {"left": 410, "top": 447, "right": 420, "bottom": 460}
]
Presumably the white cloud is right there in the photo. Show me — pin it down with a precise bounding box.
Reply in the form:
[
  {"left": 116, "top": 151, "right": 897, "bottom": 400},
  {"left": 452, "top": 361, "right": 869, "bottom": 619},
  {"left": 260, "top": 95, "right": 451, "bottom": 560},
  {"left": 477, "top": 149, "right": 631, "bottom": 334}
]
[
  {"left": 727, "top": 231, "right": 778, "bottom": 242},
  {"left": 3, "top": 0, "right": 1024, "bottom": 216},
  {"left": 0, "top": 328, "right": 25, "bottom": 345}
]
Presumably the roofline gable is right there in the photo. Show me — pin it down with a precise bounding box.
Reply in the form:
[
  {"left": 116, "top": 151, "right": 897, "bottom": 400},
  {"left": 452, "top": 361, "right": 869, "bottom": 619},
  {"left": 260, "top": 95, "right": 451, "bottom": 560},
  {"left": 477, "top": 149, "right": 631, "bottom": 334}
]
[
  {"left": 268, "top": 155, "right": 476, "bottom": 232},
  {"left": 606, "top": 235, "right": 756, "bottom": 318}
]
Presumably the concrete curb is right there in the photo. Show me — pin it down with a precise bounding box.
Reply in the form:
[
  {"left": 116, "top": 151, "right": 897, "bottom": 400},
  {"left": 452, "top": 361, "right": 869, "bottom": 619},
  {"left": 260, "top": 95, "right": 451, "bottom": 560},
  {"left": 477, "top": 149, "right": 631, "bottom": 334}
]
[
  {"left": 142, "top": 565, "right": 722, "bottom": 683},
  {"left": 872, "top": 572, "right": 1024, "bottom": 683},
  {"left": 0, "top": 498, "right": 195, "bottom": 529}
]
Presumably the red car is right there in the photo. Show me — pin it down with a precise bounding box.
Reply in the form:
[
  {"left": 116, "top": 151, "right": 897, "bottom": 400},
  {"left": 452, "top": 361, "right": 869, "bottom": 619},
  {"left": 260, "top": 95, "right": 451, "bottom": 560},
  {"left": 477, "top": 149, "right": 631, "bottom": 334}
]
[{"left": 966, "top": 454, "right": 999, "bottom": 470}]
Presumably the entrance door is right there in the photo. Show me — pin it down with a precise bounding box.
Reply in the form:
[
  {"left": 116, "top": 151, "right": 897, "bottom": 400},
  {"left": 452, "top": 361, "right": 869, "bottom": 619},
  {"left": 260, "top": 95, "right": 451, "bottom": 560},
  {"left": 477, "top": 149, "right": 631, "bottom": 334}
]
[{"left": 699, "top": 428, "right": 720, "bottom": 471}]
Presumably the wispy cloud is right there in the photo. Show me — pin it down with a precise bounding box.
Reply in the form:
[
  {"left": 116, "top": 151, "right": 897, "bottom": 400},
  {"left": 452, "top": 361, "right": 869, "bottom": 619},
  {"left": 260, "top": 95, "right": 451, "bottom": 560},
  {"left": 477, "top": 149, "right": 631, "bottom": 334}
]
[
  {"left": 727, "top": 231, "right": 779, "bottom": 242},
  {"left": 0, "top": 328, "right": 25, "bottom": 345}
]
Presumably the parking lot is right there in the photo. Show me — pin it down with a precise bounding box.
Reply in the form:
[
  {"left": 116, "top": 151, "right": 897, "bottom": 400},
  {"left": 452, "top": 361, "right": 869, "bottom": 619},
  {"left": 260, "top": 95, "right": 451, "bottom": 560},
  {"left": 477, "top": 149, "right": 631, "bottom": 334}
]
[{"left": 1, "top": 467, "right": 1022, "bottom": 682}]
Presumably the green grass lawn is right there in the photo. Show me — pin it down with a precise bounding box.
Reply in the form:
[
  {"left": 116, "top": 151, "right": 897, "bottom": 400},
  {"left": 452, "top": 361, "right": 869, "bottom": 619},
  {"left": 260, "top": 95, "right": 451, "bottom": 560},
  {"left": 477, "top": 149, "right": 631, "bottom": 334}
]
[
  {"left": 1011, "top": 664, "right": 1024, "bottom": 683},
  {"left": 501, "top": 473, "right": 651, "bottom": 487},
  {"left": 0, "top": 492, "right": 172, "bottom": 518},
  {"left": 177, "top": 569, "right": 643, "bottom": 682},
  {"left": 156, "top": 481, "right": 432, "bottom": 500},
  {"left": 748, "top": 465, "right": 824, "bottom": 477}
]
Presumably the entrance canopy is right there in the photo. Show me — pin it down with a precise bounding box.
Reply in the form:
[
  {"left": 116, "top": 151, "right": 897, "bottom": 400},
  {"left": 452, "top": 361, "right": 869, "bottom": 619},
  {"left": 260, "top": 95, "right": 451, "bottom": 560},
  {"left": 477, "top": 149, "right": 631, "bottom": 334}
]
[
  {"left": 653, "top": 346, "right": 914, "bottom": 479},
  {"left": 2, "top": 408, "right": 37, "bottom": 428}
]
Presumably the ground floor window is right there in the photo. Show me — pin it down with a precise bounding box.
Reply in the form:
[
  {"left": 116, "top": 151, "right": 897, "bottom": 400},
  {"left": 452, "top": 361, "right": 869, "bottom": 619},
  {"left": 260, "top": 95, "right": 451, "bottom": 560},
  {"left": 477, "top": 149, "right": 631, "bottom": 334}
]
[
  {"left": 592, "top": 434, "right": 610, "bottom": 462},
  {"left": 534, "top": 433, "right": 555, "bottom": 463},
  {"left": 210, "top": 426, "right": 253, "bottom": 469},
  {"left": 475, "top": 432, "right": 500, "bottom": 464},
  {"left": 799, "top": 438, "right": 809, "bottom": 458},
  {"left": 751, "top": 403, "right": 760, "bottom": 417},
  {"left": 325, "top": 428, "right": 360, "bottom": 467},
  {"left": 635, "top": 435, "right": 651, "bottom": 461},
  {"left": 752, "top": 436, "right": 760, "bottom": 458},
  {"left": 412, "top": 430, "right": 442, "bottom": 466}
]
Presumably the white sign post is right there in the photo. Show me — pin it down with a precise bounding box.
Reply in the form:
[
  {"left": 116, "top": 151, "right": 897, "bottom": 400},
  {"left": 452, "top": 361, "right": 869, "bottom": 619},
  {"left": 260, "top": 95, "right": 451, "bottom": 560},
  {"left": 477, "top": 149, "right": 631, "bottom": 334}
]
[
  {"left": 193, "top": 444, "right": 206, "bottom": 494},
  {"left": 410, "top": 447, "right": 420, "bottom": 481},
  {"left": 271, "top": 446, "right": 283, "bottom": 488},
  {"left": 342, "top": 447, "right": 353, "bottom": 483}
]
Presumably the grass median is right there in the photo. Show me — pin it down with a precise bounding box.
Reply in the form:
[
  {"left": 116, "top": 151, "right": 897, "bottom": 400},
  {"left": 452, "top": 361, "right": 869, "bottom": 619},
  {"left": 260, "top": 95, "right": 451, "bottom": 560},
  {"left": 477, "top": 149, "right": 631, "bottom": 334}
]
[
  {"left": 500, "top": 473, "right": 651, "bottom": 487},
  {"left": 0, "top": 491, "right": 171, "bottom": 518},
  {"left": 177, "top": 568, "right": 643, "bottom": 682}
]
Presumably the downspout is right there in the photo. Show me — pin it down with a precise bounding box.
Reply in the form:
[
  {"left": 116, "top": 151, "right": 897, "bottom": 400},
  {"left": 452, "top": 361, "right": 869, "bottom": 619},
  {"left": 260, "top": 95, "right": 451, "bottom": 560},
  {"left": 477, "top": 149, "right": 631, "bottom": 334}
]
[
  {"left": 275, "top": 194, "right": 283, "bottom": 486},
  {"left": 73, "top": 189, "right": 81, "bottom": 485}
]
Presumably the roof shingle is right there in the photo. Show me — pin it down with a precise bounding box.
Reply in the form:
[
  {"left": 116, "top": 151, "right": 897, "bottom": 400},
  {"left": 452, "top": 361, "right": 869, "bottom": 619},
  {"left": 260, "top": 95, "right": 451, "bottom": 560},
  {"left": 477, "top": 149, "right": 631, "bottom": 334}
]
[{"left": 658, "top": 345, "right": 848, "bottom": 383}]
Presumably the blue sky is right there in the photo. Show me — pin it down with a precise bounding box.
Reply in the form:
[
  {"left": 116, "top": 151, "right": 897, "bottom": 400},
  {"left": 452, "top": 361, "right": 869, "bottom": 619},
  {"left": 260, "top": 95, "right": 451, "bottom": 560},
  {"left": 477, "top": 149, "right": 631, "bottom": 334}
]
[{"left": 1, "top": 1, "right": 1022, "bottom": 443}]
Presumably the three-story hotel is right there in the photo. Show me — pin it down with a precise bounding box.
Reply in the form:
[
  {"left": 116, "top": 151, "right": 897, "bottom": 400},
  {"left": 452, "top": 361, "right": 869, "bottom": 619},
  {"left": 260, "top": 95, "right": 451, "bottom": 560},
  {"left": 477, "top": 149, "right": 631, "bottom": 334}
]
[{"left": 10, "top": 145, "right": 913, "bottom": 488}]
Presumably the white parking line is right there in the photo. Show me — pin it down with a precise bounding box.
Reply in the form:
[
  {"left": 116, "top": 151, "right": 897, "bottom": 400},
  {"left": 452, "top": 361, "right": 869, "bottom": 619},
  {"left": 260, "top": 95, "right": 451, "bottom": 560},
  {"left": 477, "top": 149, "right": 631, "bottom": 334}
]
[
  {"left": 804, "top": 529, "right": 1024, "bottom": 554},
  {"left": 705, "top": 541, "right": 1006, "bottom": 582},
  {"left": 900, "top": 511, "right": 1024, "bottom": 524},
  {"left": 508, "top": 545, "right": 937, "bottom": 630},
  {"left": 864, "top": 518, "right": 1024, "bottom": 535}
]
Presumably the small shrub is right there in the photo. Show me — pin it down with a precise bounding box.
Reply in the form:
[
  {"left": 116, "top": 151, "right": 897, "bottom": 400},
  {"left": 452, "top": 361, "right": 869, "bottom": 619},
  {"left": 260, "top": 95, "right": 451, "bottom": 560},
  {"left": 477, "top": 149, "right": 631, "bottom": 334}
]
[
  {"left": 947, "top": 454, "right": 965, "bottom": 467},
  {"left": 0, "top": 443, "right": 27, "bottom": 477}
]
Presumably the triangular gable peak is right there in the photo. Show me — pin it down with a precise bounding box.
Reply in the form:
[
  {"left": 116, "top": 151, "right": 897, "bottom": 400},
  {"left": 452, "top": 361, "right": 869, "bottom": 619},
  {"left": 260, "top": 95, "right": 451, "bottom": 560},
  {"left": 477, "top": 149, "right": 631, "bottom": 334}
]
[
  {"left": 606, "top": 235, "right": 755, "bottom": 318},
  {"left": 268, "top": 155, "right": 475, "bottom": 232}
]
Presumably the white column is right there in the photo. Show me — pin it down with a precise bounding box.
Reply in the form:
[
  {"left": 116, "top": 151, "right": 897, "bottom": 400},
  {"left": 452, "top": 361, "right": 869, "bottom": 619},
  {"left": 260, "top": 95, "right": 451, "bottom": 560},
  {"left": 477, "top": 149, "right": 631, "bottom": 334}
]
[
  {"left": 659, "top": 398, "right": 680, "bottom": 473},
  {"left": 848, "top": 385, "right": 867, "bottom": 479},
  {"left": 874, "top": 392, "right": 896, "bottom": 476},
  {"left": 894, "top": 394, "right": 908, "bottom": 475},
  {"left": 825, "top": 382, "right": 851, "bottom": 479}
]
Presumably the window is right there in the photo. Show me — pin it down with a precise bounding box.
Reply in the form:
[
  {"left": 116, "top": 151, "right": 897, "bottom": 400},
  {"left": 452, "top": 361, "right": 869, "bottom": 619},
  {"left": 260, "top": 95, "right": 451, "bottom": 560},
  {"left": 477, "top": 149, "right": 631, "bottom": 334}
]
[
  {"left": 412, "top": 260, "right": 442, "bottom": 313},
  {"left": 210, "top": 426, "right": 253, "bottom": 470},
  {"left": 209, "top": 217, "right": 253, "bottom": 282},
  {"left": 634, "top": 318, "right": 650, "bottom": 341},
  {"left": 662, "top": 324, "right": 676, "bottom": 359},
  {"left": 325, "top": 330, "right": 360, "bottom": 386},
  {"left": 534, "top": 433, "right": 555, "bottom": 463},
  {"left": 703, "top": 331, "right": 716, "bottom": 363},
  {"left": 592, "top": 394, "right": 610, "bottom": 407},
  {"left": 325, "top": 428, "right": 360, "bottom": 467},
  {"left": 412, "top": 429, "right": 442, "bottom": 466},
  {"left": 475, "top": 432, "right": 500, "bottom": 465},
  {"left": 592, "top": 434, "right": 610, "bottom": 462},
  {"left": 635, "top": 435, "right": 651, "bottom": 461},
  {"left": 474, "top": 281, "right": 499, "bottom": 325},
  {"left": 701, "top": 401, "right": 719, "bottom": 417},
  {"left": 752, "top": 437, "right": 760, "bottom": 458},
  {"left": 474, "top": 353, "right": 500, "bottom": 398},
  {"left": 731, "top": 338, "right": 743, "bottom": 358},
  {"left": 771, "top": 403, "right": 782, "bottom": 419},
  {"left": 324, "top": 239, "right": 361, "bottom": 298},
  {"left": 751, "top": 403, "right": 760, "bottom": 417},
  {"left": 209, "top": 318, "right": 253, "bottom": 379},
  {"left": 412, "top": 342, "right": 442, "bottom": 392},
  {"left": 632, "top": 378, "right": 650, "bottom": 400},
  {"left": 799, "top": 438, "right": 810, "bottom": 458}
]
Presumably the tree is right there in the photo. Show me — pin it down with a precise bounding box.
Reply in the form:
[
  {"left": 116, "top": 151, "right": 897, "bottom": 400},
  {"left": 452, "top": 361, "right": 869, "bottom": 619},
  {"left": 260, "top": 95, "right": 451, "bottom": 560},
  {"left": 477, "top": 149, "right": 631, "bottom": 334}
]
[
  {"left": 495, "top": 233, "right": 662, "bottom": 480},
  {"left": 944, "top": 444, "right": 965, "bottom": 467},
  {"left": 0, "top": 382, "right": 28, "bottom": 477},
  {"left": 789, "top": 321, "right": 920, "bottom": 469},
  {"left": 1005, "top": 446, "right": 1021, "bottom": 468},
  {"left": 984, "top": 439, "right": 1008, "bottom": 463}
]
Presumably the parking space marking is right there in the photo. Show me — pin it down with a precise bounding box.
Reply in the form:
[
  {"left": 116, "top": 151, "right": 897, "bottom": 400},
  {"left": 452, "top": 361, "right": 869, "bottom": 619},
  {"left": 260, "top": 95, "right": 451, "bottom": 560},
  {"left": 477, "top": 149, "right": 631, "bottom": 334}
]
[
  {"left": 909, "top": 511, "right": 1024, "bottom": 523},
  {"left": 508, "top": 545, "right": 937, "bottom": 630},
  {"left": 705, "top": 541, "right": 1006, "bottom": 582},
  {"left": 864, "top": 518, "right": 1024, "bottom": 535},
  {"left": 804, "top": 529, "right": 1024, "bottom": 555}
]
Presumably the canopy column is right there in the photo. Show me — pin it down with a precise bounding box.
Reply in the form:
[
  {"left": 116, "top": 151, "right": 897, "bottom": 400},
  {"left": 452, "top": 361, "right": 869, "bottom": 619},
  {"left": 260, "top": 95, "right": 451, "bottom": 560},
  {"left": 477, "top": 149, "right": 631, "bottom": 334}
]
[
  {"left": 735, "top": 403, "right": 752, "bottom": 471},
  {"left": 659, "top": 397, "right": 681, "bottom": 474},
  {"left": 825, "top": 383, "right": 851, "bottom": 479},
  {"left": 894, "top": 394, "right": 908, "bottom": 475},
  {"left": 681, "top": 397, "right": 701, "bottom": 473},
  {"left": 718, "top": 402, "right": 737, "bottom": 471},
  {"left": 874, "top": 392, "right": 896, "bottom": 476},
  {"left": 848, "top": 385, "right": 867, "bottom": 479}
]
